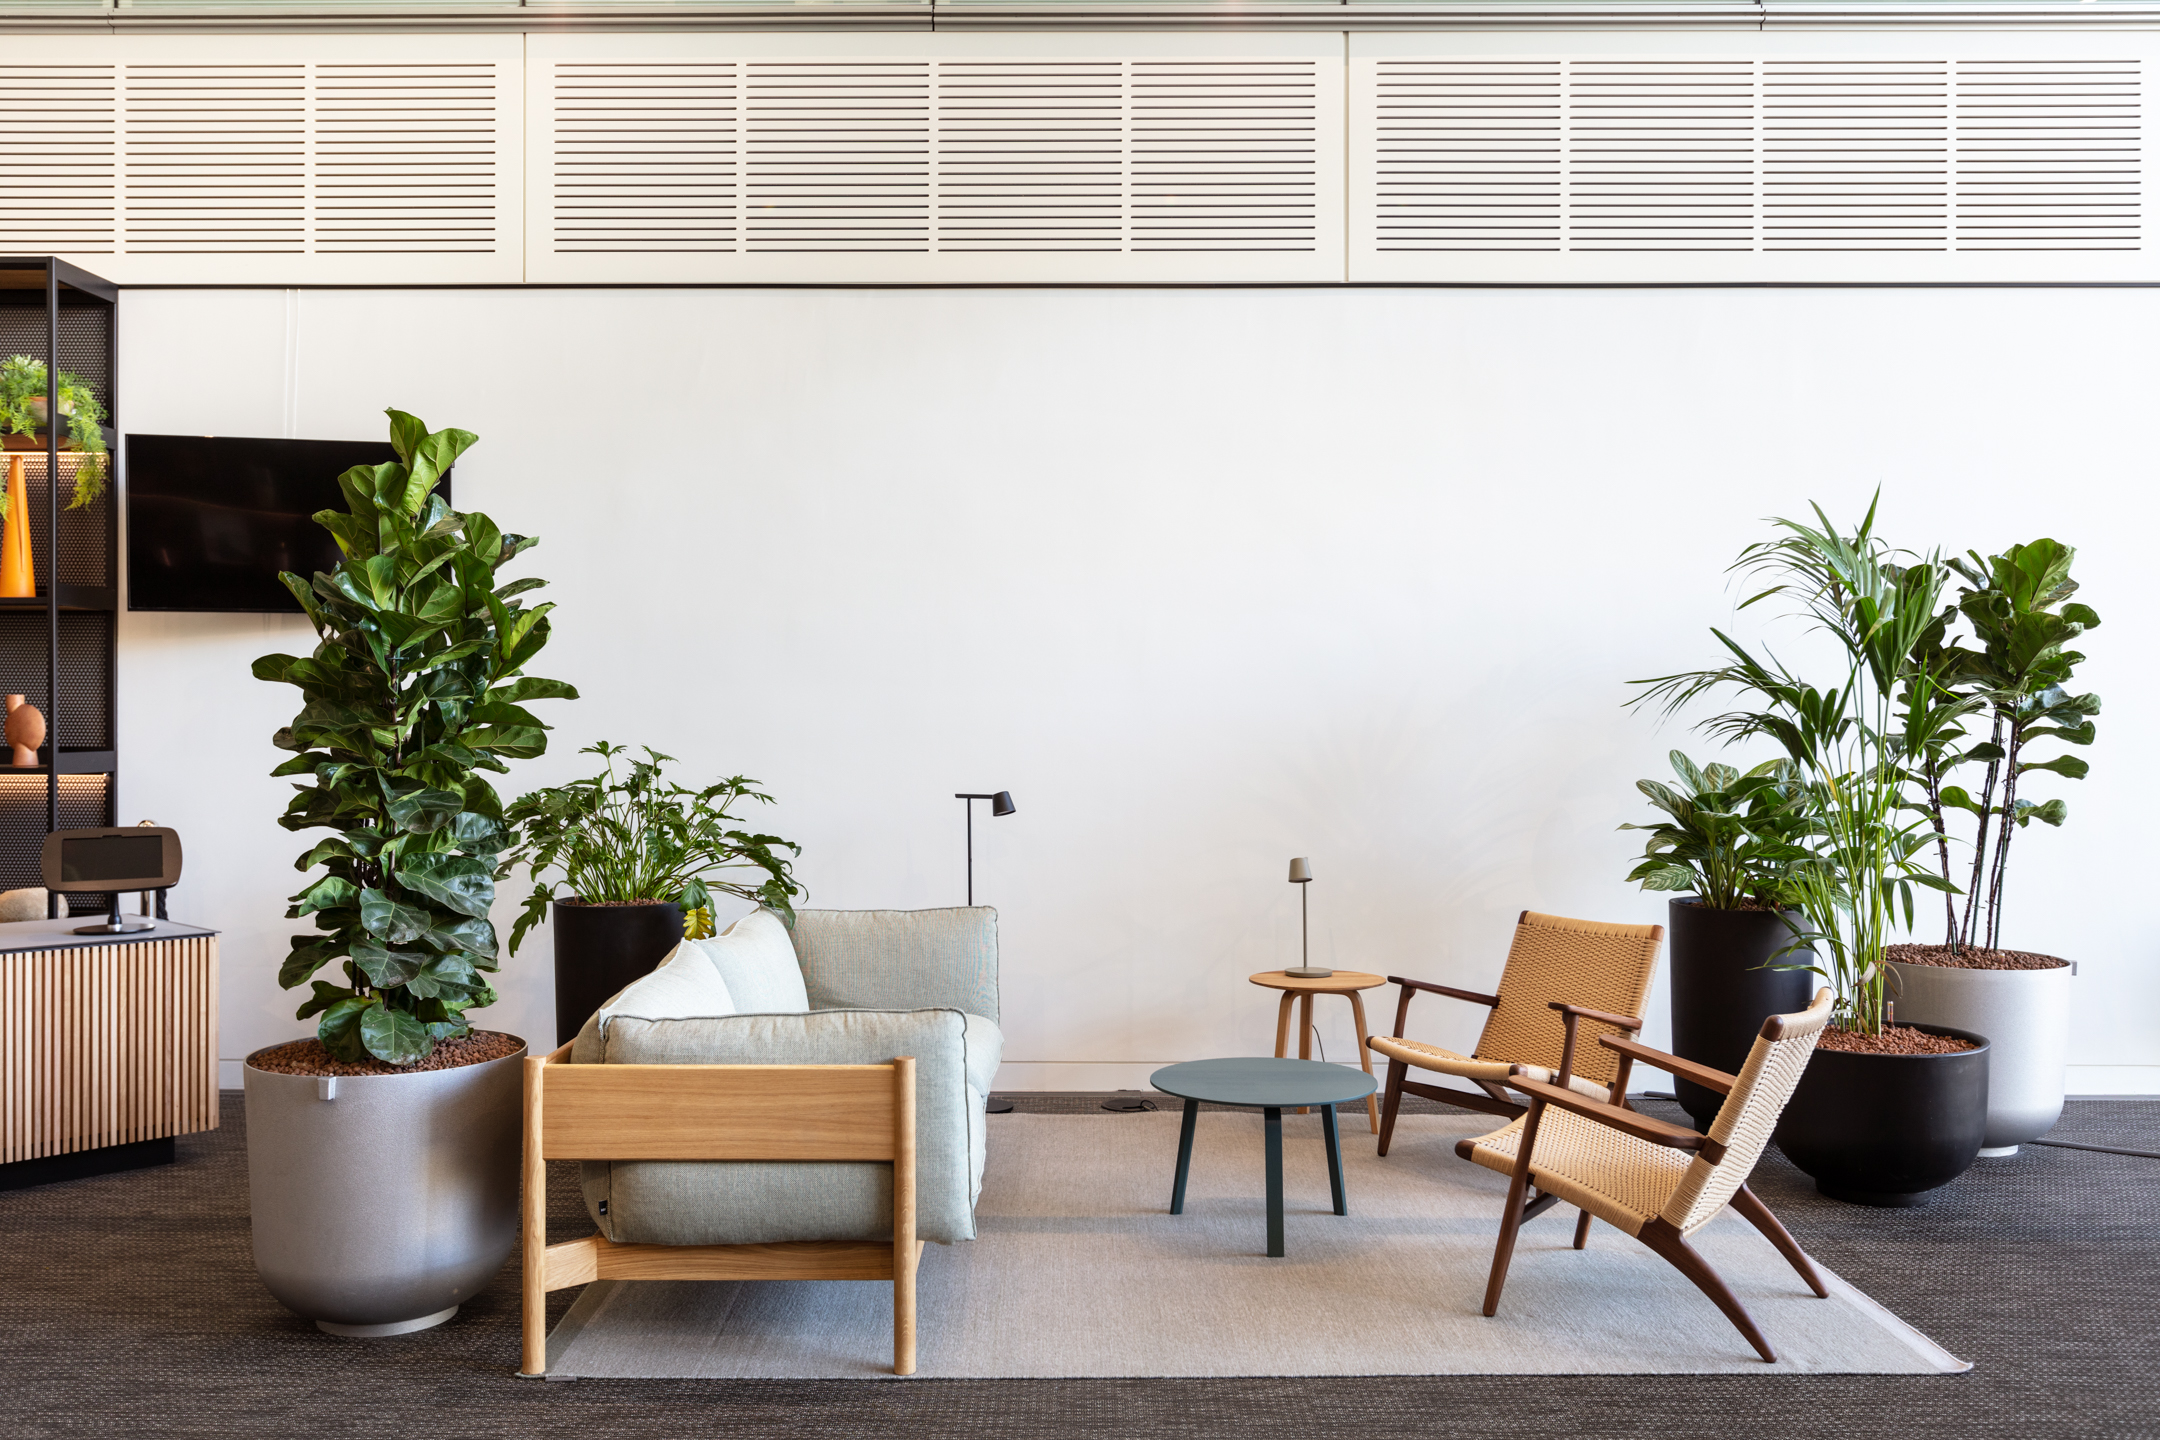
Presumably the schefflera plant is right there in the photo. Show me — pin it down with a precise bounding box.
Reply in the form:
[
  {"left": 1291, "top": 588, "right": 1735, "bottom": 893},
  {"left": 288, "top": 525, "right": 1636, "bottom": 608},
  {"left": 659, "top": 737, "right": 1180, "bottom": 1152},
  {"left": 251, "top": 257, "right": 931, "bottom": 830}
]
[{"left": 254, "top": 410, "right": 578, "bottom": 1066}]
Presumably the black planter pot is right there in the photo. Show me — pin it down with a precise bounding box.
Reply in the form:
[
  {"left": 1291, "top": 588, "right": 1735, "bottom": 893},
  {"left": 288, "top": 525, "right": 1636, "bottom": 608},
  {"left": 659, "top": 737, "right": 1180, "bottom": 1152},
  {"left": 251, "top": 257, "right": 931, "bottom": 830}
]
[
  {"left": 1667, "top": 898, "right": 1814, "bottom": 1128},
  {"left": 1773, "top": 1024, "right": 1990, "bottom": 1206},
  {"left": 551, "top": 900, "right": 685, "bottom": 1045}
]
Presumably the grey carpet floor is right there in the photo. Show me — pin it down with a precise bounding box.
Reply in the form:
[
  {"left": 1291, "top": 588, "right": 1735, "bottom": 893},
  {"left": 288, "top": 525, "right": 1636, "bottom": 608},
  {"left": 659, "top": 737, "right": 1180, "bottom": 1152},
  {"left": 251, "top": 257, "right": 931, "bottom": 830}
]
[
  {"left": 547, "top": 1110, "right": 1962, "bottom": 1378},
  {"left": 3, "top": 1091, "right": 2157, "bottom": 1439}
]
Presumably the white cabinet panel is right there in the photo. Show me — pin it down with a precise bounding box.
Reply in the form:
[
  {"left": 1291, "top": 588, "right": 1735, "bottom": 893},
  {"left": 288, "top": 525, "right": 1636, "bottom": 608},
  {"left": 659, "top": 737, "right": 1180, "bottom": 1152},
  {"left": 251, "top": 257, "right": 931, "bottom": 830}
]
[
  {"left": 527, "top": 33, "right": 1345, "bottom": 283},
  {"left": 0, "top": 34, "right": 523, "bottom": 285},
  {"left": 1350, "top": 32, "right": 2149, "bottom": 282}
]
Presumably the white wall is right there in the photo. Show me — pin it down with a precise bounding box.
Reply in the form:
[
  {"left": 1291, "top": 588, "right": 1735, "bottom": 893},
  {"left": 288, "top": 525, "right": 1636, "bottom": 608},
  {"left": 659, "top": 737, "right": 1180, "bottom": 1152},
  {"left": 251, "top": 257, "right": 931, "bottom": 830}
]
[{"left": 113, "top": 286, "right": 2160, "bottom": 1093}]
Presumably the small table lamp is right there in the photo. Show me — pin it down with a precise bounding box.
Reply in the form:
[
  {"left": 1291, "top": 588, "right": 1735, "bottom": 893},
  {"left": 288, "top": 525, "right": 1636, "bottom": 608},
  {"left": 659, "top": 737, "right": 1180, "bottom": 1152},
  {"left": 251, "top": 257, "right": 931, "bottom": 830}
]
[{"left": 1285, "top": 856, "right": 1331, "bottom": 978}]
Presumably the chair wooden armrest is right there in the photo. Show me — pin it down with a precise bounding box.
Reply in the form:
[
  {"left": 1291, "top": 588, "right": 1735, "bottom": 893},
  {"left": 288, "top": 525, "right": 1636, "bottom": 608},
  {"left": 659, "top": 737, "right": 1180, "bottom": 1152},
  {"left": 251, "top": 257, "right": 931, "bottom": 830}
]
[
  {"left": 1599, "top": 1034, "right": 1741, "bottom": 1097},
  {"left": 1385, "top": 976, "right": 1501, "bottom": 1042},
  {"left": 1546, "top": 1001, "right": 1646, "bottom": 1033},
  {"left": 1503, "top": 1074, "right": 1722, "bottom": 1158}
]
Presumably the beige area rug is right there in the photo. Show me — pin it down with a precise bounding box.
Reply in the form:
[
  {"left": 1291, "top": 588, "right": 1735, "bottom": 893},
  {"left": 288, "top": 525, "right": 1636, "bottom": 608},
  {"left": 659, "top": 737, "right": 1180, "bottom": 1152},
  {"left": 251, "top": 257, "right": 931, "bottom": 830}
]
[{"left": 543, "top": 1110, "right": 1968, "bottom": 1379}]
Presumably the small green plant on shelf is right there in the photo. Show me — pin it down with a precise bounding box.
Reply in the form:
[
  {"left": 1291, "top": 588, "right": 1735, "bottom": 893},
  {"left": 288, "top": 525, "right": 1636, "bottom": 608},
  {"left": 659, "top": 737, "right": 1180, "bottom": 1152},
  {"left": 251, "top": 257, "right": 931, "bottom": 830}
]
[
  {"left": 0, "top": 356, "right": 108, "bottom": 510},
  {"left": 503, "top": 741, "right": 804, "bottom": 957},
  {"left": 254, "top": 409, "right": 577, "bottom": 1067}
]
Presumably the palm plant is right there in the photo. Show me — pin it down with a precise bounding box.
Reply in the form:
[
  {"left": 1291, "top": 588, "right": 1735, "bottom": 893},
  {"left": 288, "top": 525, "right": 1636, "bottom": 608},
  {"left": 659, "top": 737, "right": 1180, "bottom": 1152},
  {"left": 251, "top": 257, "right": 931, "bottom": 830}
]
[
  {"left": 503, "top": 741, "right": 803, "bottom": 956},
  {"left": 1620, "top": 750, "right": 1812, "bottom": 910},
  {"left": 1631, "top": 499, "right": 1954, "bottom": 1035}
]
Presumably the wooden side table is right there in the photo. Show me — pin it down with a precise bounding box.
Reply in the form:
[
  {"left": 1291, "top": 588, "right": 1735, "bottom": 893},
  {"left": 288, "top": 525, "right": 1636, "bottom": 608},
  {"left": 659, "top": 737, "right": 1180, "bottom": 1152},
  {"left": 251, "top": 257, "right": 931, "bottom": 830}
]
[{"left": 1248, "top": 970, "right": 1386, "bottom": 1134}]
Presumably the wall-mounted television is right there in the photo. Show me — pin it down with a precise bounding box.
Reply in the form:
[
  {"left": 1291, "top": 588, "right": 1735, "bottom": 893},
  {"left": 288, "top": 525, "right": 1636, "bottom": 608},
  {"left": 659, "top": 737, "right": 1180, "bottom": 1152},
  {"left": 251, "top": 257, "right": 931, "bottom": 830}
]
[{"left": 125, "top": 434, "right": 450, "bottom": 613}]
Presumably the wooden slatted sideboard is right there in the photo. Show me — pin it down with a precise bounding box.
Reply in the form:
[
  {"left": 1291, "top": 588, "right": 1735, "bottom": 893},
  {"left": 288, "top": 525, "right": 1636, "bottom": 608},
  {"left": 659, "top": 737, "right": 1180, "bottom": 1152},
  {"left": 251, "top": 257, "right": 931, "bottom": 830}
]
[{"left": 0, "top": 919, "right": 220, "bottom": 1189}]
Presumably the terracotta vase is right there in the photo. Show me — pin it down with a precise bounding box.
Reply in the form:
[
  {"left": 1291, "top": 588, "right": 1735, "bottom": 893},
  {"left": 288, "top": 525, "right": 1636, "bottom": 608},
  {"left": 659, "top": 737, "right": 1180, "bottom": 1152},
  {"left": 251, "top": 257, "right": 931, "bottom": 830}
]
[
  {"left": 0, "top": 457, "right": 32, "bottom": 599},
  {"left": 4, "top": 695, "right": 44, "bottom": 767}
]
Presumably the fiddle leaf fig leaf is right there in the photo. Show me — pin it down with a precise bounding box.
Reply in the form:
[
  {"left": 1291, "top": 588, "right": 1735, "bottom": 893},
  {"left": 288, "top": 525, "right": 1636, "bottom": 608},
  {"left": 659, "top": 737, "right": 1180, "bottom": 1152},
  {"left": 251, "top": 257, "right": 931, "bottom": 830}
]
[
  {"left": 396, "top": 852, "right": 495, "bottom": 919},
  {"left": 359, "top": 1003, "right": 431, "bottom": 1066},
  {"left": 359, "top": 888, "right": 432, "bottom": 945},
  {"left": 351, "top": 940, "right": 428, "bottom": 989}
]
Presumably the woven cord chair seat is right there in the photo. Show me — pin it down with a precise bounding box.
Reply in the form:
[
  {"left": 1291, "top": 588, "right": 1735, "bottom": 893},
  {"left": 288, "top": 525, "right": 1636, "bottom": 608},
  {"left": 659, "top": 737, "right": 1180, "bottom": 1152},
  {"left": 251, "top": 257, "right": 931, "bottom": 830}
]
[
  {"left": 1464, "top": 1108, "right": 1694, "bottom": 1237},
  {"left": 1370, "top": 1033, "right": 1622, "bottom": 1101}
]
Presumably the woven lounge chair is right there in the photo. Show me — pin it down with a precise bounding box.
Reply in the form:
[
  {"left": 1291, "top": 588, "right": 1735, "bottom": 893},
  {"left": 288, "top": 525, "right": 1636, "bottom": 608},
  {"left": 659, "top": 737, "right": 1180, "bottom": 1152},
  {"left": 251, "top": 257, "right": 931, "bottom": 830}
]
[
  {"left": 1457, "top": 987, "right": 1837, "bottom": 1362},
  {"left": 1367, "top": 911, "right": 1664, "bottom": 1156}
]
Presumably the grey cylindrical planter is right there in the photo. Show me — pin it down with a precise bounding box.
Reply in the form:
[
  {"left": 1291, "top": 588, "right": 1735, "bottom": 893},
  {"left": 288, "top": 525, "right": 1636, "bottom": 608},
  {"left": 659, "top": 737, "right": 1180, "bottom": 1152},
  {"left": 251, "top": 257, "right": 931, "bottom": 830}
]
[
  {"left": 1886, "top": 960, "right": 2072, "bottom": 1155},
  {"left": 245, "top": 1041, "right": 525, "bottom": 1336}
]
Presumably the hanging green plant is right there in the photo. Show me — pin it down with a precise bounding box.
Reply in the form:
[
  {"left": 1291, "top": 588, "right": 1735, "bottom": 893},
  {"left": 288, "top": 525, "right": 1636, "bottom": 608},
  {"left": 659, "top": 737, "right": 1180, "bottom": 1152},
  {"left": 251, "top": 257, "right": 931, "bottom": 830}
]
[
  {"left": 0, "top": 355, "right": 109, "bottom": 512},
  {"left": 254, "top": 409, "right": 578, "bottom": 1067}
]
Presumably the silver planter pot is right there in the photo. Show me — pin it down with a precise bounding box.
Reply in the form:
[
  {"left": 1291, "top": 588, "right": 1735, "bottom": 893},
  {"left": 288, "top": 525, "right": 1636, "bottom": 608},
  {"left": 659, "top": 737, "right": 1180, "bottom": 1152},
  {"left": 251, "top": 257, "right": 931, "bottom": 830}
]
[
  {"left": 245, "top": 1040, "right": 525, "bottom": 1336},
  {"left": 1886, "top": 961, "right": 2072, "bottom": 1155}
]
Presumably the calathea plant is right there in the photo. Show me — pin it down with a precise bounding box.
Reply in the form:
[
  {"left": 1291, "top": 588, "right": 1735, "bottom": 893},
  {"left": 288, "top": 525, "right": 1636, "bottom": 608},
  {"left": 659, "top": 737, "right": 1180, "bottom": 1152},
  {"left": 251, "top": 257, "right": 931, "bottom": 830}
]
[
  {"left": 255, "top": 410, "right": 577, "bottom": 1066},
  {"left": 1620, "top": 750, "right": 1811, "bottom": 910}
]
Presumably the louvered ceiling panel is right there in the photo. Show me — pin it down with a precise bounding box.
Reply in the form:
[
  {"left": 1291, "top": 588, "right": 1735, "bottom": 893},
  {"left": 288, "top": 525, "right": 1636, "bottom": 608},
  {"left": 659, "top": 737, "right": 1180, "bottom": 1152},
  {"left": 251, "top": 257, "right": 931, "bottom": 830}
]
[
  {"left": 1569, "top": 60, "right": 1755, "bottom": 252},
  {"left": 0, "top": 66, "right": 118, "bottom": 257},
  {"left": 1353, "top": 35, "right": 2151, "bottom": 282},
  {"left": 1129, "top": 60, "right": 1322, "bottom": 253},
  {"left": 1370, "top": 61, "right": 1561, "bottom": 254},
  {"left": 1956, "top": 60, "right": 2141, "bottom": 251},
  {"left": 935, "top": 61, "right": 1124, "bottom": 253},
  {"left": 0, "top": 35, "right": 520, "bottom": 283},
  {"left": 1763, "top": 61, "right": 1949, "bottom": 252},
  {"left": 745, "top": 61, "right": 933, "bottom": 253},
  {"left": 549, "top": 63, "right": 740, "bottom": 254},
  {"left": 123, "top": 65, "right": 308, "bottom": 254},
  {"left": 312, "top": 64, "right": 502, "bottom": 254},
  {"left": 528, "top": 34, "right": 1344, "bottom": 282}
]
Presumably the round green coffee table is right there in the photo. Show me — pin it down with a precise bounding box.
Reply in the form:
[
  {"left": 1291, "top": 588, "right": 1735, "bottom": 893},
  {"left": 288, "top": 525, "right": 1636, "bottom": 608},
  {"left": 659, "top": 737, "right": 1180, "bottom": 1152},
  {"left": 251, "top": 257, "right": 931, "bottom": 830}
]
[{"left": 1150, "top": 1057, "right": 1380, "bottom": 1258}]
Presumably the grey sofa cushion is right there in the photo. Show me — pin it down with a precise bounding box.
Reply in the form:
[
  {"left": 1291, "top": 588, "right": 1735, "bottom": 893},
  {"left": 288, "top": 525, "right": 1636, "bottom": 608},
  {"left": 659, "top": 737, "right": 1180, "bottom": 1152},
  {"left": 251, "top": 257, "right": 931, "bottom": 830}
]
[
  {"left": 579, "top": 1007, "right": 996, "bottom": 1246},
  {"left": 791, "top": 907, "right": 1000, "bottom": 1023}
]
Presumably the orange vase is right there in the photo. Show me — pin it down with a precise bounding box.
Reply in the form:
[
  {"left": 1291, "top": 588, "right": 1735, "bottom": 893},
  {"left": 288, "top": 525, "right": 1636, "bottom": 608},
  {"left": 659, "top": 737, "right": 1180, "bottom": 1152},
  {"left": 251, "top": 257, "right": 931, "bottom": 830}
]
[{"left": 0, "top": 456, "right": 32, "bottom": 599}]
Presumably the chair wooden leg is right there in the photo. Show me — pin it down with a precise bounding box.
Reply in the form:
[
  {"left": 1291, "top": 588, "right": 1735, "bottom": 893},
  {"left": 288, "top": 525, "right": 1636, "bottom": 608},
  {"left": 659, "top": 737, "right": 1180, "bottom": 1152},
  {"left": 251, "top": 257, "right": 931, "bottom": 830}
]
[
  {"left": 1377, "top": 1058, "right": 1408, "bottom": 1157},
  {"left": 1481, "top": 1100, "right": 1546, "bottom": 1318},
  {"left": 1572, "top": 1208, "right": 1592, "bottom": 1250},
  {"left": 1730, "top": 1184, "right": 1829, "bottom": 1298},
  {"left": 1636, "top": 1217, "right": 1777, "bottom": 1362}
]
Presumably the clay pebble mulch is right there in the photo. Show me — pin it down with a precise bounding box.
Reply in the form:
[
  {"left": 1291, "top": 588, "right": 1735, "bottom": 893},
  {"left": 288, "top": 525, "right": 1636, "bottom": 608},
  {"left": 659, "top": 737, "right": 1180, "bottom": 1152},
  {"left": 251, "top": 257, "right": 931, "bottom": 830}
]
[
  {"left": 1885, "top": 942, "right": 2068, "bottom": 972},
  {"left": 1817, "top": 1024, "right": 1980, "bottom": 1056},
  {"left": 248, "top": 1029, "right": 524, "bottom": 1077}
]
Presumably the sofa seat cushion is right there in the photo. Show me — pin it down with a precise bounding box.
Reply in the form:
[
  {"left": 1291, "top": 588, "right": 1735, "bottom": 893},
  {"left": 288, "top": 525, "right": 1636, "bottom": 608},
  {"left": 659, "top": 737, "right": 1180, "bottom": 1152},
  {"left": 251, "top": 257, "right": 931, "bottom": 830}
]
[
  {"left": 681, "top": 907, "right": 809, "bottom": 1014},
  {"left": 791, "top": 907, "right": 999, "bottom": 1023},
  {"left": 580, "top": 1007, "right": 988, "bottom": 1246}
]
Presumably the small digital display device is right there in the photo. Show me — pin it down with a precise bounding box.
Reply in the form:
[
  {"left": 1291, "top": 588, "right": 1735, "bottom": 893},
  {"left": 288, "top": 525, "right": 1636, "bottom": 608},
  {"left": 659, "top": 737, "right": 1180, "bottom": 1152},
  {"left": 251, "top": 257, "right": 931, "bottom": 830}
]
[{"left": 39, "top": 827, "right": 183, "bottom": 934}]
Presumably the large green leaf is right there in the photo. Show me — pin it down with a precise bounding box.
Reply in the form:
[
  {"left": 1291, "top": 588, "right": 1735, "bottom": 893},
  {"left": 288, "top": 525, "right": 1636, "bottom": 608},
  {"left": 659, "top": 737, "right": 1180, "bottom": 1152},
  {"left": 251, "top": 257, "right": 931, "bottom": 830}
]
[
  {"left": 397, "top": 852, "right": 495, "bottom": 919},
  {"left": 317, "top": 995, "right": 374, "bottom": 1061},
  {"left": 359, "top": 888, "right": 433, "bottom": 944},
  {"left": 351, "top": 940, "right": 428, "bottom": 988},
  {"left": 384, "top": 779, "right": 464, "bottom": 834},
  {"left": 360, "top": 1003, "right": 431, "bottom": 1065}
]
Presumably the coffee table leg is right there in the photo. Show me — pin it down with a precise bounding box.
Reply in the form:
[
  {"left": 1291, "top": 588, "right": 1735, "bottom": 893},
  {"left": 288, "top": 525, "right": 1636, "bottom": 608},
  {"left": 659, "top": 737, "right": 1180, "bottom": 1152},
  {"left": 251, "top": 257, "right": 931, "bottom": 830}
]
[
  {"left": 1264, "top": 1106, "right": 1285, "bottom": 1258},
  {"left": 1321, "top": 1102, "right": 1348, "bottom": 1216},
  {"left": 1170, "top": 1099, "right": 1199, "bottom": 1215}
]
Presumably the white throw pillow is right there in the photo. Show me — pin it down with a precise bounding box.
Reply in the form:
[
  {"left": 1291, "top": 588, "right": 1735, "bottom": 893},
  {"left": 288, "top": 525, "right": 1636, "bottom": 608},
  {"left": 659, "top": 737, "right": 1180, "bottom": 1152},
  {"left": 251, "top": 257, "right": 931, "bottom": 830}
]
[
  {"left": 594, "top": 940, "right": 735, "bottom": 1030},
  {"left": 685, "top": 908, "right": 811, "bottom": 1014}
]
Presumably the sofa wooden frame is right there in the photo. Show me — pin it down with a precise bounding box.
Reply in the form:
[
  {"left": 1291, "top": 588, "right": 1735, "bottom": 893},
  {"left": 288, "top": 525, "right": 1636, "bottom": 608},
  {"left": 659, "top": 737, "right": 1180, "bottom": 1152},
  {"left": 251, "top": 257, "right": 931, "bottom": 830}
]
[{"left": 520, "top": 1041, "right": 921, "bottom": 1377}]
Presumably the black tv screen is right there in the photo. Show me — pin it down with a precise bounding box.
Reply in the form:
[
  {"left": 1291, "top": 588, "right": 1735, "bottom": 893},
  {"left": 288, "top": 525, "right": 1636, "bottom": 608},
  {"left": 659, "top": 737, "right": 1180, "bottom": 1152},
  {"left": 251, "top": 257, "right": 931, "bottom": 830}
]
[{"left": 126, "top": 434, "right": 450, "bottom": 613}]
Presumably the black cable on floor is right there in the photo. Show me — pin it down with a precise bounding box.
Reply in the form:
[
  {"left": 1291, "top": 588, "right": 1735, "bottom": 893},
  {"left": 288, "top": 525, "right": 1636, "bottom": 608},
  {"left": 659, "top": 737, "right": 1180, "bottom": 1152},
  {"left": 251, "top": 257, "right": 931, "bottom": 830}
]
[{"left": 2028, "top": 1138, "right": 2160, "bottom": 1161}]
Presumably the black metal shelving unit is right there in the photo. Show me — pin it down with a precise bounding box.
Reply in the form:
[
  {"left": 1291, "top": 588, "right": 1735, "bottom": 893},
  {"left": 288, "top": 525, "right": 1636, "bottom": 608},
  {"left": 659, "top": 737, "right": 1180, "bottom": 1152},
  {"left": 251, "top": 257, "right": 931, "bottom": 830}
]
[{"left": 0, "top": 259, "right": 118, "bottom": 915}]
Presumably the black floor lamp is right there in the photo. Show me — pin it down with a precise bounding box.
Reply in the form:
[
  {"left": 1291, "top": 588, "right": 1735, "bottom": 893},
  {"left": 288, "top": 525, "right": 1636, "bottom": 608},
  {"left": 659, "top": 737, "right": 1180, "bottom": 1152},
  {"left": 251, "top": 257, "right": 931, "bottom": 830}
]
[
  {"left": 954, "top": 791, "right": 1015, "bottom": 906},
  {"left": 955, "top": 791, "right": 1016, "bottom": 1113}
]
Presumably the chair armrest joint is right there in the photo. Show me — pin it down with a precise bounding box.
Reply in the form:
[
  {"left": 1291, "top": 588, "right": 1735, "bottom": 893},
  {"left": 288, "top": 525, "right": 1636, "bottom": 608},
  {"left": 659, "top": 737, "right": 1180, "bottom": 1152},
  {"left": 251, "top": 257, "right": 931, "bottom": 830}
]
[
  {"left": 1597, "top": 1034, "right": 1740, "bottom": 1096},
  {"left": 1546, "top": 1001, "right": 1646, "bottom": 1033},
  {"left": 1504, "top": 1073, "right": 1713, "bottom": 1153}
]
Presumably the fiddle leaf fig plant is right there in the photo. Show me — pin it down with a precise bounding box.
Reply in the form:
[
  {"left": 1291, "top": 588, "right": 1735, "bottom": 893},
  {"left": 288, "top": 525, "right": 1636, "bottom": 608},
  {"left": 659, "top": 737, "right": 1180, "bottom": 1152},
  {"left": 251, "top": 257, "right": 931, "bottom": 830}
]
[{"left": 254, "top": 409, "right": 578, "bottom": 1066}]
